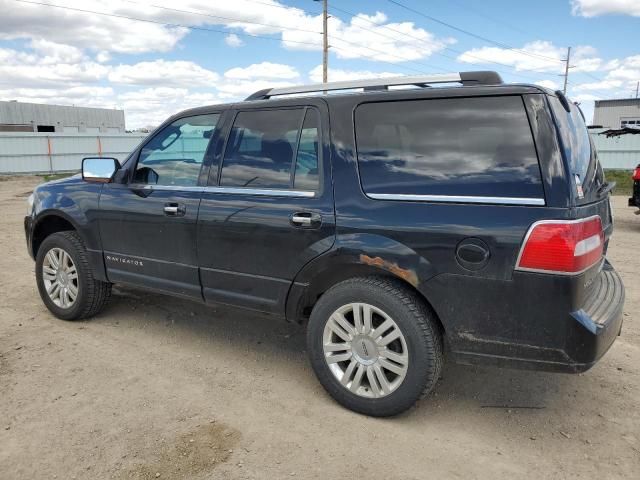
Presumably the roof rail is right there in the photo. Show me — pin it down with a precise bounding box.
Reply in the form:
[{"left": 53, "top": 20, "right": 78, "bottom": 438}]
[{"left": 245, "top": 71, "right": 503, "bottom": 101}]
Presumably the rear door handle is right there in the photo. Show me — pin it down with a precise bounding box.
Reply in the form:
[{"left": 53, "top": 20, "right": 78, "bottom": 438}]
[
  {"left": 164, "top": 203, "right": 186, "bottom": 216},
  {"left": 290, "top": 212, "right": 321, "bottom": 228}
]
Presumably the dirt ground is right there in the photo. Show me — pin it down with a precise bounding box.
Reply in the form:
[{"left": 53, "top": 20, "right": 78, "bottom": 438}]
[{"left": 0, "top": 175, "right": 638, "bottom": 480}]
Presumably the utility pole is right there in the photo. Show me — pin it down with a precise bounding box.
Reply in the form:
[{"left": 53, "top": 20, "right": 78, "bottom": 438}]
[
  {"left": 322, "top": 0, "right": 328, "bottom": 83},
  {"left": 636, "top": 81, "right": 639, "bottom": 99},
  {"left": 562, "top": 46, "right": 571, "bottom": 95}
]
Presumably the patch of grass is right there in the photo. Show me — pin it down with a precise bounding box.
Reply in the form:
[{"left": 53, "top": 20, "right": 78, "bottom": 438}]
[
  {"left": 604, "top": 169, "right": 634, "bottom": 197},
  {"left": 39, "top": 172, "right": 77, "bottom": 182}
]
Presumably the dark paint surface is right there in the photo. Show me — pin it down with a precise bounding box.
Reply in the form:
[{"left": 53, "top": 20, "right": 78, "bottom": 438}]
[{"left": 24, "top": 84, "right": 624, "bottom": 373}]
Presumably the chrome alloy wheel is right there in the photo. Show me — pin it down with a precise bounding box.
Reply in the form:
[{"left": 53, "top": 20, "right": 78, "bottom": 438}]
[
  {"left": 42, "top": 247, "right": 78, "bottom": 309},
  {"left": 322, "top": 303, "right": 409, "bottom": 398}
]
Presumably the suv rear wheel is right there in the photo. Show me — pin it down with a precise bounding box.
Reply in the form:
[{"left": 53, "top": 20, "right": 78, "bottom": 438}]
[
  {"left": 35, "top": 231, "right": 111, "bottom": 320},
  {"left": 307, "top": 276, "right": 443, "bottom": 416}
]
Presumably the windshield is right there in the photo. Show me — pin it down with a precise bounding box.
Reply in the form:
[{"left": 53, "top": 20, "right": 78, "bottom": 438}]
[{"left": 549, "top": 95, "right": 604, "bottom": 202}]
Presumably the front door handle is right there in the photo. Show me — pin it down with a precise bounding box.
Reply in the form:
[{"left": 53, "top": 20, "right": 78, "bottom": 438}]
[
  {"left": 290, "top": 212, "right": 321, "bottom": 228},
  {"left": 164, "top": 203, "right": 186, "bottom": 216}
]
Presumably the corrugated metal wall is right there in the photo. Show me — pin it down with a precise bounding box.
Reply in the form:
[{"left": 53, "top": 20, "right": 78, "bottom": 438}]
[
  {"left": 0, "top": 133, "right": 146, "bottom": 174},
  {"left": 591, "top": 129, "right": 640, "bottom": 170},
  {"left": 0, "top": 101, "right": 126, "bottom": 133},
  {"left": 2, "top": 130, "right": 638, "bottom": 174}
]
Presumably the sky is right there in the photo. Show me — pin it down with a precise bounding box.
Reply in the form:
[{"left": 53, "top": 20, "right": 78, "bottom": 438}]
[{"left": 0, "top": 0, "right": 639, "bottom": 128}]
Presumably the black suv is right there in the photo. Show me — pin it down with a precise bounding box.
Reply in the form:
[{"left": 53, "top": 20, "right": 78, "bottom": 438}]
[{"left": 25, "top": 71, "right": 625, "bottom": 416}]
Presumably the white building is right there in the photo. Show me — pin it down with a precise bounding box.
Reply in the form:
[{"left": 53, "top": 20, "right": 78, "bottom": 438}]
[
  {"left": 0, "top": 100, "right": 125, "bottom": 134},
  {"left": 593, "top": 98, "right": 640, "bottom": 129}
]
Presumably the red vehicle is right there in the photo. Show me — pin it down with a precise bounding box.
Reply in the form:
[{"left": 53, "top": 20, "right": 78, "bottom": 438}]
[{"left": 630, "top": 164, "right": 640, "bottom": 211}]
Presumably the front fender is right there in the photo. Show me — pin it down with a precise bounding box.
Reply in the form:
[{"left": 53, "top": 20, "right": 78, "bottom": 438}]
[
  {"left": 32, "top": 180, "right": 102, "bottom": 251},
  {"left": 29, "top": 179, "right": 107, "bottom": 281}
]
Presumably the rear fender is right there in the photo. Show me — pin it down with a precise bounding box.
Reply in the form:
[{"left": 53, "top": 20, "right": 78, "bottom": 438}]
[{"left": 285, "top": 233, "right": 437, "bottom": 323}]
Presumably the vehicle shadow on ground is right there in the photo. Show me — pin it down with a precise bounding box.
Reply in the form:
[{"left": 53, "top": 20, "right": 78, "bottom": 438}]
[{"left": 93, "top": 286, "right": 581, "bottom": 422}]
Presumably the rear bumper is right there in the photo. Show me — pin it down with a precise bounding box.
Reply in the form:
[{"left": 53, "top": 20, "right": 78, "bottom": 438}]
[
  {"left": 449, "top": 262, "right": 625, "bottom": 373},
  {"left": 630, "top": 181, "right": 640, "bottom": 207},
  {"left": 563, "top": 262, "right": 624, "bottom": 372}
]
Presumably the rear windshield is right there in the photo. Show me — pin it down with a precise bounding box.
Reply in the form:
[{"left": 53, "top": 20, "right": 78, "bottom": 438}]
[
  {"left": 548, "top": 96, "right": 603, "bottom": 199},
  {"left": 354, "top": 96, "right": 544, "bottom": 199}
]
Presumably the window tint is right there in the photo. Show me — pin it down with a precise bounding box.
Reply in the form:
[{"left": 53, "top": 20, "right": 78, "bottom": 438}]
[
  {"left": 355, "top": 96, "right": 543, "bottom": 198},
  {"left": 549, "top": 96, "right": 602, "bottom": 196},
  {"left": 294, "top": 109, "right": 320, "bottom": 190},
  {"left": 134, "top": 114, "right": 219, "bottom": 186},
  {"left": 221, "top": 108, "right": 320, "bottom": 190}
]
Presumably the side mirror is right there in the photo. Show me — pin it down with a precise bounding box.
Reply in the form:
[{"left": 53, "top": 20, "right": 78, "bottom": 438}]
[{"left": 82, "top": 157, "right": 120, "bottom": 183}]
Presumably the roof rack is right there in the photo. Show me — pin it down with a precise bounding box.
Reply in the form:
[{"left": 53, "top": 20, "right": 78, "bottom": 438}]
[{"left": 245, "top": 71, "right": 503, "bottom": 101}]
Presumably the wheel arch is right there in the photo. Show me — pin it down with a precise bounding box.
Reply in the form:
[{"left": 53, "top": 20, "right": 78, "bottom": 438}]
[
  {"left": 31, "top": 212, "right": 79, "bottom": 258},
  {"left": 286, "top": 234, "right": 446, "bottom": 334},
  {"left": 31, "top": 211, "right": 108, "bottom": 282}
]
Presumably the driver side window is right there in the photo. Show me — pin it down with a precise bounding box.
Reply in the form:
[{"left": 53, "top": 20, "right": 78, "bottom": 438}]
[{"left": 133, "top": 113, "right": 220, "bottom": 186}]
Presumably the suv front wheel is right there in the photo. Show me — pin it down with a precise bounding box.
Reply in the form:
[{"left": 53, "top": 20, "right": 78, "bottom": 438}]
[
  {"left": 35, "top": 231, "right": 111, "bottom": 320},
  {"left": 307, "top": 276, "right": 443, "bottom": 416}
]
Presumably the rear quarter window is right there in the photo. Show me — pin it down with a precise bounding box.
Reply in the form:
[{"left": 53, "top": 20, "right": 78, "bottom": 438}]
[
  {"left": 354, "top": 96, "right": 544, "bottom": 199},
  {"left": 548, "top": 96, "right": 603, "bottom": 199}
]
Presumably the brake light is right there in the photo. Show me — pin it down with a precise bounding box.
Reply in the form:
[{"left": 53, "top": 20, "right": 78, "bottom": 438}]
[
  {"left": 633, "top": 166, "right": 640, "bottom": 181},
  {"left": 516, "top": 216, "right": 604, "bottom": 274}
]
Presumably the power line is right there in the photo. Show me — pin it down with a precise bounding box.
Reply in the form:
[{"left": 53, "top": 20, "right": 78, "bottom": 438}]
[
  {"left": 442, "top": 0, "right": 532, "bottom": 37},
  {"left": 385, "top": 0, "right": 565, "bottom": 64},
  {"left": 122, "top": 0, "right": 323, "bottom": 35},
  {"left": 240, "top": 0, "right": 321, "bottom": 15},
  {"left": 12, "top": 0, "right": 323, "bottom": 48},
  {"left": 11, "top": 0, "right": 440, "bottom": 78},
  {"left": 328, "top": 3, "right": 560, "bottom": 82}
]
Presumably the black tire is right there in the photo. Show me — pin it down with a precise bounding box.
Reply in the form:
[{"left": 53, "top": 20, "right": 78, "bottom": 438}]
[
  {"left": 307, "top": 276, "right": 443, "bottom": 417},
  {"left": 35, "top": 231, "right": 111, "bottom": 321}
]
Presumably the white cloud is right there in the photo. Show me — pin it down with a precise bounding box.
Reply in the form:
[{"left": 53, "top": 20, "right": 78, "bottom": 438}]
[
  {"left": 282, "top": 11, "right": 455, "bottom": 62},
  {"left": 458, "top": 41, "right": 604, "bottom": 73},
  {"left": 0, "top": 0, "right": 188, "bottom": 54},
  {"left": 224, "top": 62, "right": 299, "bottom": 80},
  {"left": 109, "top": 60, "right": 219, "bottom": 86},
  {"left": 571, "top": 93, "right": 600, "bottom": 102},
  {"left": 0, "top": 47, "right": 109, "bottom": 88},
  {"left": 117, "top": 87, "right": 225, "bottom": 128},
  {"left": 571, "top": 0, "right": 640, "bottom": 17},
  {"left": 215, "top": 80, "right": 295, "bottom": 99},
  {"left": 224, "top": 34, "right": 244, "bottom": 47},
  {"left": 0, "top": 86, "right": 116, "bottom": 107},
  {"left": 573, "top": 79, "right": 623, "bottom": 91},
  {"left": 535, "top": 79, "right": 560, "bottom": 90},
  {"left": 96, "top": 51, "right": 111, "bottom": 63},
  {"left": 29, "top": 39, "right": 85, "bottom": 64},
  {"left": 0, "top": 0, "right": 453, "bottom": 62},
  {"left": 567, "top": 54, "right": 640, "bottom": 100},
  {"left": 606, "top": 55, "right": 640, "bottom": 81},
  {"left": 308, "top": 65, "right": 399, "bottom": 83}
]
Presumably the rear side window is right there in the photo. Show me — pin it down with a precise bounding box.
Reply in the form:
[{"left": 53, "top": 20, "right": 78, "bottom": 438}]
[
  {"left": 355, "top": 96, "right": 543, "bottom": 199},
  {"left": 220, "top": 108, "right": 320, "bottom": 191},
  {"left": 294, "top": 109, "right": 320, "bottom": 190},
  {"left": 548, "top": 96, "right": 602, "bottom": 198}
]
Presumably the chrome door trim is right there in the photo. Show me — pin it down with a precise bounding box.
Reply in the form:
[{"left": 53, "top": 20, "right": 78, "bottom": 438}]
[
  {"left": 366, "top": 193, "right": 545, "bottom": 206},
  {"left": 204, "top": 186, "right": 316, "bottom": 197},
  {"left": 128, "top": 184, "right": 205, "bottom": 192},
  {"left": 128, "top": 184, "right": 316, "bottom": 197}
]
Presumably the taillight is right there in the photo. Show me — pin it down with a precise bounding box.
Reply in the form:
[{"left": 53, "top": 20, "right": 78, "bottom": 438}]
[
  {"left": 516, "top": 216, "right": 604, "bottom": 275},
  {"left": 633, "top": 166, "right": 640, "bottom": 181}
]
